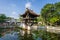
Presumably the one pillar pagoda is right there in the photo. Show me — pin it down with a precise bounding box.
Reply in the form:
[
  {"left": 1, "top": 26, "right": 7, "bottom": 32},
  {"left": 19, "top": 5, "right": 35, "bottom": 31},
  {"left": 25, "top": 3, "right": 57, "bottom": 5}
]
[{"left": 20, "top": 8, "right": 39, "bottom": 30}]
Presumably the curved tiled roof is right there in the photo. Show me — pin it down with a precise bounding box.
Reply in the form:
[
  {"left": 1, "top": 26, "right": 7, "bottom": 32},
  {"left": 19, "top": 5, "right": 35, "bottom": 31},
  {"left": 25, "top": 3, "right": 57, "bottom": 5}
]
[{"left": 21, "top": 8, "right": 40, "bottom": 17}]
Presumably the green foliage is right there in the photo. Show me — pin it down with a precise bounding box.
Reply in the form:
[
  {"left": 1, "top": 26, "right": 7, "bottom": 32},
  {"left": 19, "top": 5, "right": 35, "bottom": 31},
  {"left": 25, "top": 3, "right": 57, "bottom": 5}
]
[
  {"left": 0, "top": 14, "right": 7, "bottom": 22},
  {"left": 19, "top": 15, "right": 23, "bottom": 22},
  {"left": 41, "top": 2, "right": 60, "bottom": 26},
  {"left": 33, "top": 30, "right": 59, "bottom": 40},
  {"left": 50, "top": 17, "right": 58, "bottom": 24}
]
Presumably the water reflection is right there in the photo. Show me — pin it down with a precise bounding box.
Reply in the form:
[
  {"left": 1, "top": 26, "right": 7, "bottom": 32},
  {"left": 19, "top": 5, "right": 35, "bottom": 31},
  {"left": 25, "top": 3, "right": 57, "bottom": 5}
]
[
  {"left": 20, "top": 30, "right": 31, "bottom": 36},
  {"left": 19, "top": 30, "right": 34, "bottom": 40},
  {"left": 0, "top": 28, "right": 41, "bottom": 40},
  {"left": 0, "top": 28, "right": 59, "bottom": 40}
]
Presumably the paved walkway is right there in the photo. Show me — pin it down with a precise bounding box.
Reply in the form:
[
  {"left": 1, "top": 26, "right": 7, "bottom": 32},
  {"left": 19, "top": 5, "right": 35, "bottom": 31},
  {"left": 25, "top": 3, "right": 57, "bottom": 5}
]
[{"left": 46, "top": 26, "right": 60, "bottom": 34}]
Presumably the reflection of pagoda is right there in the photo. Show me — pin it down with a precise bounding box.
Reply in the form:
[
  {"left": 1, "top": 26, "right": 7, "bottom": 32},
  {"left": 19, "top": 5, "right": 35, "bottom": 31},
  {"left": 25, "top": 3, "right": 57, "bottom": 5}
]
[{"left": 20, "top": 8, "right": 39, "bottom": 30}]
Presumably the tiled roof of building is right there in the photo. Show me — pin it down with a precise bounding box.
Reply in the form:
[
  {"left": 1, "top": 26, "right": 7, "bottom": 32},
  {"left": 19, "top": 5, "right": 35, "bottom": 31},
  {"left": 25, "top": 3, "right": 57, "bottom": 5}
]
[{"left": 21, "top": 8, "right": 40, "bottom": 17}]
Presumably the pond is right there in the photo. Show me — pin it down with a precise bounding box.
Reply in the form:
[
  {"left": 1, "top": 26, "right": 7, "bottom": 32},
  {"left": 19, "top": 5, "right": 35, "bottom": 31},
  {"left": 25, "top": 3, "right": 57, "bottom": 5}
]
[{"left": 0, "top": 27, "right": 60, "bottom": 40}]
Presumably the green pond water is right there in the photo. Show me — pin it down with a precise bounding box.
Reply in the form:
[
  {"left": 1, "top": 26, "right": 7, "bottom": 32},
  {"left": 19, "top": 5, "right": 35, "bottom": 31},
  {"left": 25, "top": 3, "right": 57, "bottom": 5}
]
[{"left": 0, "top": 27, "right": 60, "bottom": 40}]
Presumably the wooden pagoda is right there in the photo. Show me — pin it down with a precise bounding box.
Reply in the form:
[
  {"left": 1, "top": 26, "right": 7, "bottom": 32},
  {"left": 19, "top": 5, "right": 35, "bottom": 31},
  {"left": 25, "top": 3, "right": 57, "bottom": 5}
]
[{"left": 20, "top": 8, "right": 39, "bottom": 30}]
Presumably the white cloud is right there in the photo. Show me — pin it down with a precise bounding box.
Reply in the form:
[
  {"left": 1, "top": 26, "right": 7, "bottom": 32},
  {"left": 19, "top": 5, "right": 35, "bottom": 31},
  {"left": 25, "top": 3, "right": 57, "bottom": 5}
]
[
  {"left": 12, "top": 11, "right": 16, "bottom": 14},
  {"left": 25, "top": 2, "right": 31, "bottom": 8},
  {"left": 10, "top": 16, "right": 14, "bottom": 18},
  {"left": 10, "top": 15, "right": 18, "bottom": 19},
  {"left": 9, "top": 11, "right": 19, "bottom": 19}
]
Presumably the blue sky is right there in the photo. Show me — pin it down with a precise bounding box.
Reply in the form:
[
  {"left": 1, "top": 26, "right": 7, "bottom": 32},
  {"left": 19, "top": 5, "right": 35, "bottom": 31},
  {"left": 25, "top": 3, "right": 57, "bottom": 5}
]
[{"left": 0, "top": 0, "right": 60, "bottom": 19}]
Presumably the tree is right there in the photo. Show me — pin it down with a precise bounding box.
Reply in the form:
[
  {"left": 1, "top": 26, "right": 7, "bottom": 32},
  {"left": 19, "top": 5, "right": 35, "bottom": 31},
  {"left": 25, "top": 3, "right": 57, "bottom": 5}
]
[
  {"left": 0, "top": 14, "right": 7, "bottom": 23},
  {"left": 41, "top": 2, "right": 60, "bottom": 26}
]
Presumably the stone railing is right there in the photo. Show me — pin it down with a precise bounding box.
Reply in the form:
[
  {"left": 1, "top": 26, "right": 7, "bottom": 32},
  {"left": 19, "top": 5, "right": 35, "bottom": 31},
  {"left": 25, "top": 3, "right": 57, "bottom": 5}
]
[{"left": 46, "top": 26, "right": 60, "bottom": 34}]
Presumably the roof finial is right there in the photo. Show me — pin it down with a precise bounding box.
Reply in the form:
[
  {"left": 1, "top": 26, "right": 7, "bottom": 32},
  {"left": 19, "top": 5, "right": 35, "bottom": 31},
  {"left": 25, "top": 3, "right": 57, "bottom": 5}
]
[{"left": 26, "top": 8, "right": 29, "bottom": 11}]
